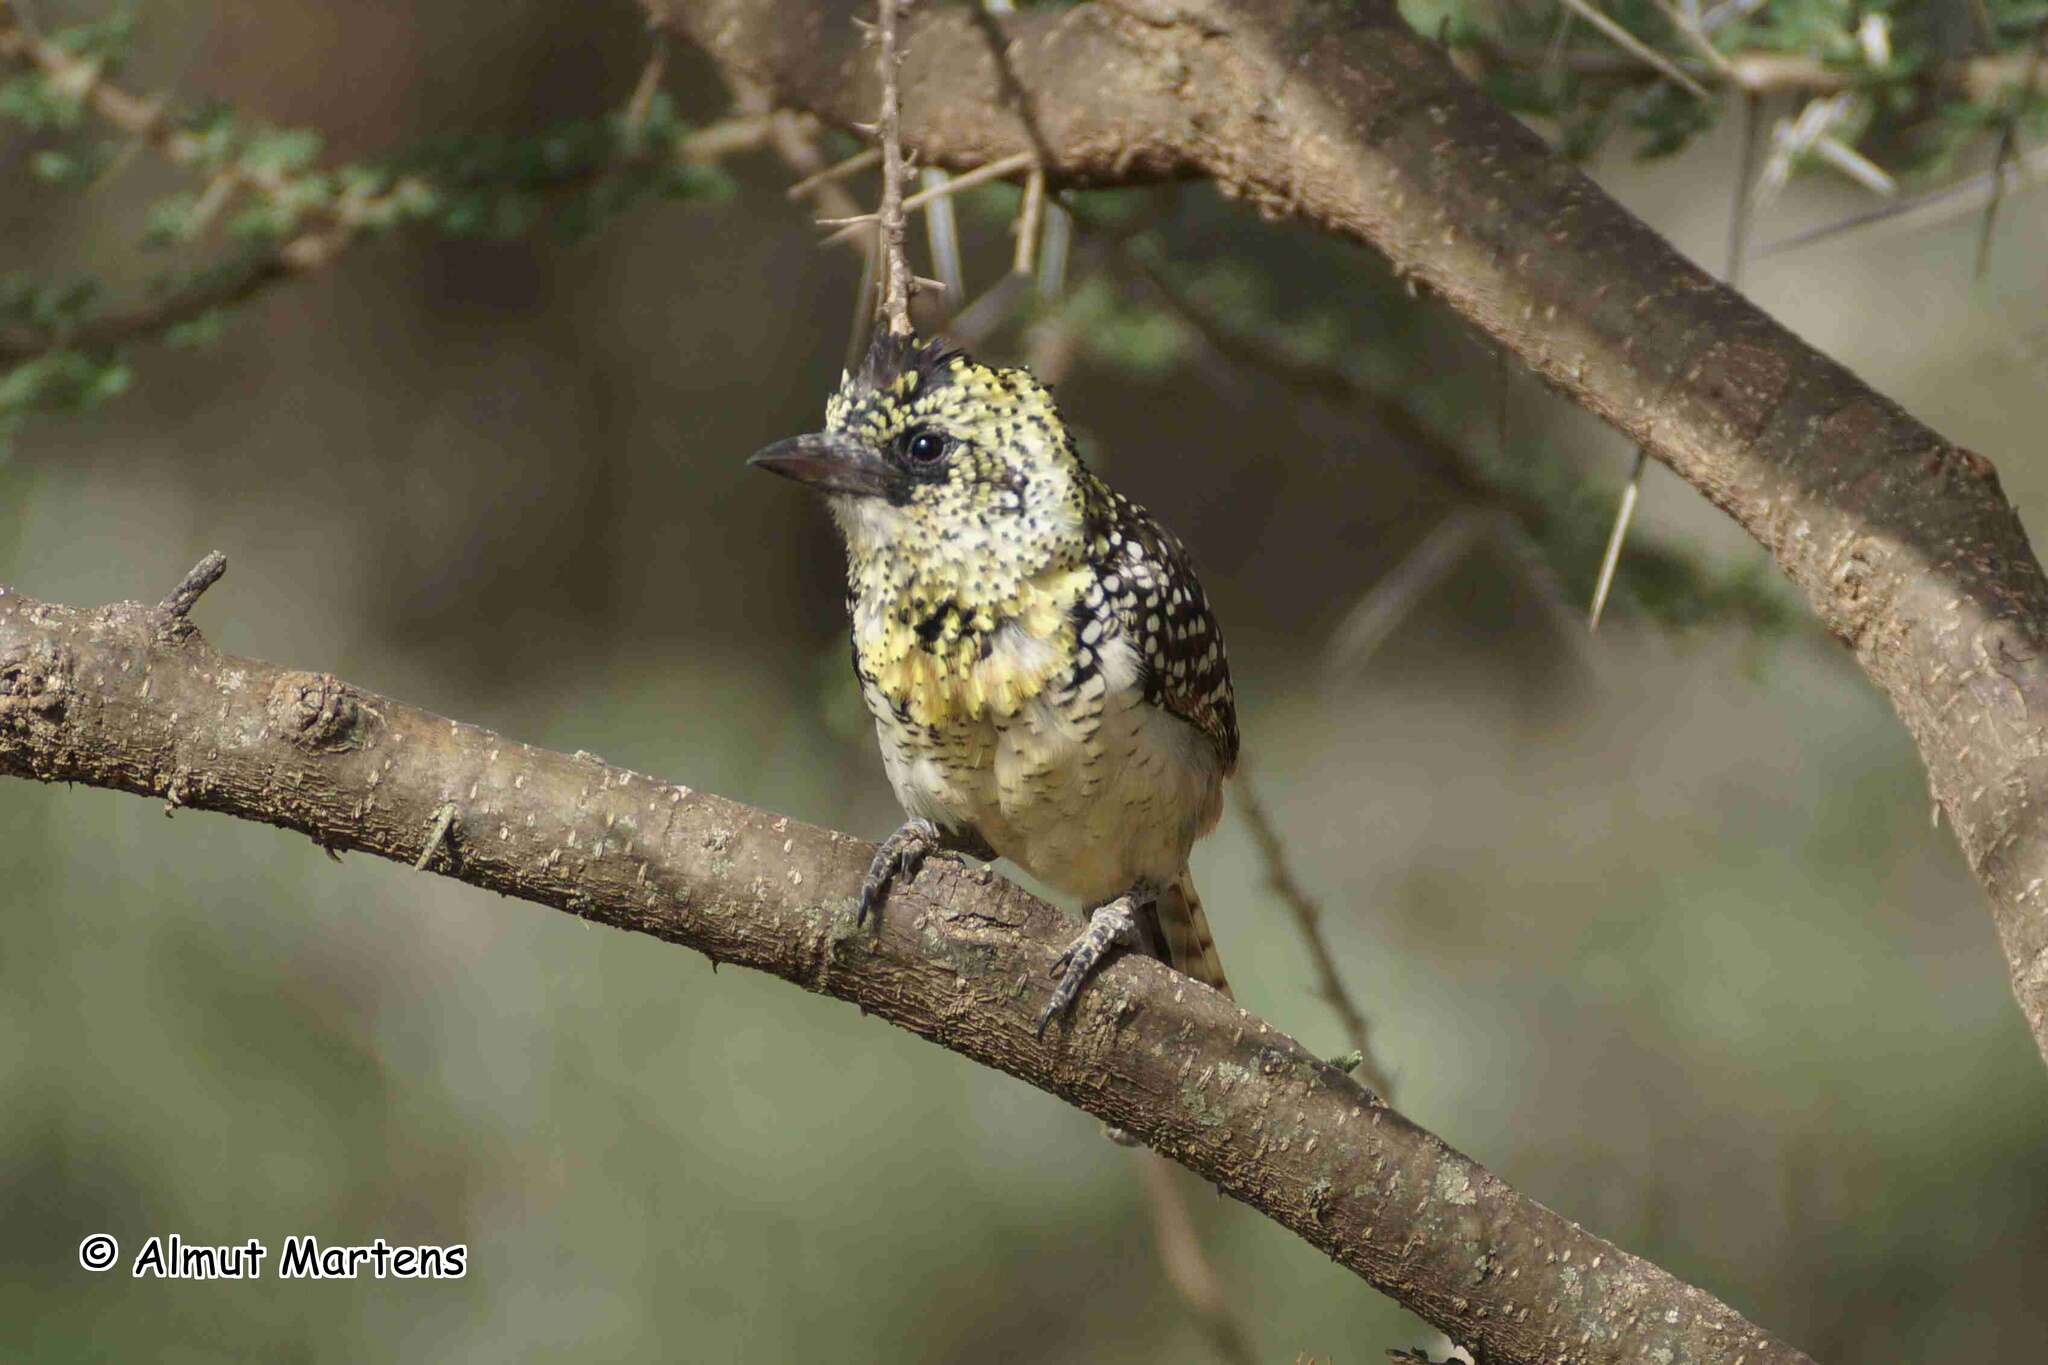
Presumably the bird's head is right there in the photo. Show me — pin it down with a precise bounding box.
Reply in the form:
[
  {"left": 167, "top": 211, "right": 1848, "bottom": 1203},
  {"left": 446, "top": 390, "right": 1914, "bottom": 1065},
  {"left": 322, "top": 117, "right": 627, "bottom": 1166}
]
[{"left": 749, "top": 332, "right": 1087, "bottom": 566}]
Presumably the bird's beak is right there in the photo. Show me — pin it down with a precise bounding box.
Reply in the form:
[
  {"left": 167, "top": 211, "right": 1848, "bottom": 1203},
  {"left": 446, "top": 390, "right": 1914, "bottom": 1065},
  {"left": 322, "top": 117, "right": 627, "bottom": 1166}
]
[{"left": 747, "top": 432, "right": 892, "bottom": 499}]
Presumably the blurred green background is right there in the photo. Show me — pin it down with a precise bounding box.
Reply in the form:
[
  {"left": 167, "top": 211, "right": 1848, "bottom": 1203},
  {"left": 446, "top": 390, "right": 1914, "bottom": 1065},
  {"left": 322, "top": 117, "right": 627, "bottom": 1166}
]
[{"left": 3, "top": 2, "right": 2046, "bottom": 1361}]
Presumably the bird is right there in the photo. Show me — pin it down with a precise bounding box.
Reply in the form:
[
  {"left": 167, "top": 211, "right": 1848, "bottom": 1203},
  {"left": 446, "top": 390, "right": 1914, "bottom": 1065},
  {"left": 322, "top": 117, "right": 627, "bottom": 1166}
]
[{"left": 750, "top": 331, "right": 1238, "bottom": 1032}]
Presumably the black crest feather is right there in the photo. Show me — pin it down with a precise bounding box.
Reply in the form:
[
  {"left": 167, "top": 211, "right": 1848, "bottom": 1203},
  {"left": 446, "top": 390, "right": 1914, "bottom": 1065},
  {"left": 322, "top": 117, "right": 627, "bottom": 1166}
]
[{"left": 859, "top": 330, "right": 965, "bottom": 393}]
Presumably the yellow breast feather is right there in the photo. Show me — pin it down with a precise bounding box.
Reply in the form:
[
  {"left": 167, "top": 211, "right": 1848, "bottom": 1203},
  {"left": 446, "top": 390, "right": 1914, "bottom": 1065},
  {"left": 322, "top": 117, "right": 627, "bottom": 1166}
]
[{"left": 861, "top": 566, "right": 1088, "bottom": 729}]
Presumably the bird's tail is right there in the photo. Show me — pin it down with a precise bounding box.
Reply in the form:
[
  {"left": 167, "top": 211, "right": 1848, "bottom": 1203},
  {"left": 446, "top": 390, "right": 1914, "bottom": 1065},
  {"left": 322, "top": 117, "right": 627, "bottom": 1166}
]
[{"left": 1150, "top": 867, "right": 1232, "bottom": 999}]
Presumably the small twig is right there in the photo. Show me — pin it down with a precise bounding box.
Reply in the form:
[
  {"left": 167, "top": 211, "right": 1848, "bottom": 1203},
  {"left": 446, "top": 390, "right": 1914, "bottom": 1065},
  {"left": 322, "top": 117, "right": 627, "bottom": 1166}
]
[
  {"left": 1037, "top": 199, "right": 1072, "bottom": 301},
  {"left": 1592, "top": 94, "right": 1763, "bottom": 631},
  {"left": 1138, "top": 1153, "right": 1259, "bottom": 1365},
  {"left": 1462, "top": 33, "right": 2048, "bottom": 100},
  {"left": 848, "top": 227, "right": 881, "bottom": 369},
  {"left": 756, "top": 105, "right": 866, "bottom": 225},
  {"left": 156, "top": 551, "right": 227, "bottom": 620},
  {"left": 1117, "top": 244, "right": 1485, "bottom": 500},
  {"left": 622, "top": 27, "right": 671, "bottom": 138},
  {"left": 1809, "top": 134, "right": 1895, "bottom": 196},
  {"left": 818, "top": 150, "right": 1037, "bottom": 245},
  {"left": 1013, "top": 165, "right": 1047, "bottom": 276},
  {"left": 1236, "top": 772, "right": 1393, "bottom": 1098},
  {"left": 415, "top": 802, "right": 460, "bottom": 871},
  {"left": 1725, "top": 91, "right": 1764, "bottom": 289},
  {"left": 920, "top": 167, "right": 965, "bottom": 304},
  {"left": 874, "top": 0, "right": 916, "bottom": 336},
  {"left": 678, "top": 114, "right": 773, "bottom": 163},
  {"left": 1554, "top": 0, "right": 1711, "bottom": 100},
  {"left": 1647, "top": 0, "right": 1736, "bottom": 81},
  {"left": 1975, "top": 125, "right": 2021, "bottom": 280},
  {"left": 944, "top": 271, "right": 1031, "bottom": 349},
  {"left": 1974, "top": 24, "right": 2048, "bottom": 279},
  {"left": 784, "top": 146, "right": 881, "bottom": 200},
  {"left": 1587, "top": 451, "right": 1645, "bottom": 631},
  {"left": 884, "top": 151, "right": 1039, "bottom": 211},
  {"left": 1328, "top": 507, "right": 1490, "bottom": 675},
  {"left": 1759, "top": 141, "right": 2048, "bottom": 256}
]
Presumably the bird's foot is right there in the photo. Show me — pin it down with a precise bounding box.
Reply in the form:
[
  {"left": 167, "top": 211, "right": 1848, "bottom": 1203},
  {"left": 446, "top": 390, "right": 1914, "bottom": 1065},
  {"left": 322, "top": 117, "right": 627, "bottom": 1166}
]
[
  {"left": 1036, "top": 888, "right": 1151, "bottom": 1036},
  {"left": 857, "top": 817, "right": 944, "bottom": 927}
]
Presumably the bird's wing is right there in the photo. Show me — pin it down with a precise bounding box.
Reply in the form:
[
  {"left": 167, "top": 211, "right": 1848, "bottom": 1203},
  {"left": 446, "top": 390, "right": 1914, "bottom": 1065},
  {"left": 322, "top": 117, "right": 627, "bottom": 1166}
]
[{"left": 1085, "top": 489, "right": 1240, "bottom": 774}]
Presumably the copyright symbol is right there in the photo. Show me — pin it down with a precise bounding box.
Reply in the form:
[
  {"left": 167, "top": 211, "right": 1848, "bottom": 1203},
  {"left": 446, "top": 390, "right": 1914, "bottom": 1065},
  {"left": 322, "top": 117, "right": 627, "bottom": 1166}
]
[{"left": 78, "top": 1234, "right": 119, "bottom": 1272}]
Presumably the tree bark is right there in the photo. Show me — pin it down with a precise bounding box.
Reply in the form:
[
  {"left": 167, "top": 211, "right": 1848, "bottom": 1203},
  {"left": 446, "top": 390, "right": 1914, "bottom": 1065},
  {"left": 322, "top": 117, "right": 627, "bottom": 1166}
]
[
  {"left": 0, "top": 564, "right": 1812, "bottom": 1365},
  {"left": 649, "top": 0, "right": 2048, "bottom": 1068}
]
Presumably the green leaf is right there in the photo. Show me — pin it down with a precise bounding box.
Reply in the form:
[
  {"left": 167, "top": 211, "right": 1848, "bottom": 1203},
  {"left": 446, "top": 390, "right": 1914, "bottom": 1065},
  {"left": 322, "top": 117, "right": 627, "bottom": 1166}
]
[
  {"left": 0, "top": 74, "right": 80, "bottom": 131},
  {"left": 239, "top": 127, "right": 324, "bottom": 178},
  {"left": 143, "top": 192, "right": 203, "bottom": 247},
  {"left": 164, "top": 311, "right": 229, "bottom": 350}
]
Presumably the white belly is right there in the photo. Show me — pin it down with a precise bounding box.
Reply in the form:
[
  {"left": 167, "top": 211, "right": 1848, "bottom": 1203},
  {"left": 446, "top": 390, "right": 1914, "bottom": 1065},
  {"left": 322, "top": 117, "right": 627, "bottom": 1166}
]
[{"left": 870, "top": 634, "right": 1224, "bottom": 904}]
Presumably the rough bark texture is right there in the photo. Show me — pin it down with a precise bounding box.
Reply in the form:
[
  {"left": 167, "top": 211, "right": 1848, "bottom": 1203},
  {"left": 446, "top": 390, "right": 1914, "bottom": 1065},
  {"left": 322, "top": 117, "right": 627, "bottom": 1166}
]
[
  {"left": 650, "top": 0, "right": 2048, "bottom": 1067},
  {"left": 0, "top": 569, "right": 1812, "bottom": 1365}
]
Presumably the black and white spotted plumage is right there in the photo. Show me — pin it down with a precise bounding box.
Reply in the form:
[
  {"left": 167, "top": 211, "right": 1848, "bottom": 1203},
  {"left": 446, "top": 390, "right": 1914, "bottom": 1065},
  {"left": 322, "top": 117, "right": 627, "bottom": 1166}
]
[
  {"left": 1079, "top": 487, "right": 1239, "bottom": 775},
  {"left": 752, "top": 333, "right": 1241, "bottom": 1011}
]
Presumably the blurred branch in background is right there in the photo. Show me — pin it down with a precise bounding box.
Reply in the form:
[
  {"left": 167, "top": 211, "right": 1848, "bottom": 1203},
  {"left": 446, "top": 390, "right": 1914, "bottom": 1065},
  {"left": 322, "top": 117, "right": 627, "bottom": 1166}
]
[
  {"left": 0, "top": 5, "right": 751, "bottom": 442},
  {"left": 1136, "top": 1154, "right": 1257, "bottom": 1365},
  {"left": 0, "top": 561, "right": 1817, "bottom": 1365},
  {"left": 1105, "top": 238, "right": 1787, "bottom": 644},
  {"left": 1236, "top": 772, "right": 1394, "bottom": 1099}
]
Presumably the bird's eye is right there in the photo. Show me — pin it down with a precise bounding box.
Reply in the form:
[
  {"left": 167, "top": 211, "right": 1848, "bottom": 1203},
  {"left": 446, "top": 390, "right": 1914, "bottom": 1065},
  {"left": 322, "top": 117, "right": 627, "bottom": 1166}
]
[{"left": 905, "top": 431, "right": 948, "bottom": 464}]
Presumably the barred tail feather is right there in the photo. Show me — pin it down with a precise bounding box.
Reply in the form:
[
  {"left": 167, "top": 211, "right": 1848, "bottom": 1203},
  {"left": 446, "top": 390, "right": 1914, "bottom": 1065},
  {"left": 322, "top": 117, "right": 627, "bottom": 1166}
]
[{"left": 1151, "top": 868, "right": 1231, "bottom": 999}]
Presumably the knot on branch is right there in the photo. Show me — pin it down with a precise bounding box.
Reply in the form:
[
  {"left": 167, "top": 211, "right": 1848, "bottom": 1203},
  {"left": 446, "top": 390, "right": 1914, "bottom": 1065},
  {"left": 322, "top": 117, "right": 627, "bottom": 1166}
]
[
  {"left": 0, "top": 638, "right": 74, "bottom": 737},
  {"left": 1923, "top": 444, "right": 2003, "bottom": 494},
  {"left": 270, "top": 670, "right": 372, "bottom": 753}
]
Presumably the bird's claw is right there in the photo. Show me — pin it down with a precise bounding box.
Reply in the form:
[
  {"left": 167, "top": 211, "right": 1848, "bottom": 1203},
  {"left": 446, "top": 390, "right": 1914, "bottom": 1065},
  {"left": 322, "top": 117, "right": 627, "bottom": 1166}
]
[
  {"left": 857, "top": 817, "right": 944, "bottom": 927},
  {"left": 1035, "top": 895, "right": 1143, "bottom": 1036}
]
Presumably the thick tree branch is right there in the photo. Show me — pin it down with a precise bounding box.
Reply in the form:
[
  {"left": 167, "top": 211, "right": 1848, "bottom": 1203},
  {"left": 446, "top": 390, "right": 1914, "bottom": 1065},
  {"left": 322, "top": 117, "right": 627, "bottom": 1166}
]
[
  {"left": 648, "top": 0, "right": 2048, "bottom": 1070},
  {"left": 0, "top": 562, "right": 1811, "bottom": 1365}
]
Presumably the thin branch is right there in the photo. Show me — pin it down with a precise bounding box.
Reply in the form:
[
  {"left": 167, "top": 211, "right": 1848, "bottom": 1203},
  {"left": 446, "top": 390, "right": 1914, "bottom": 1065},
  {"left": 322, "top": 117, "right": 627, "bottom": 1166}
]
[
  {"left": 1138, "top": 1154, "right": 1259, "bottom": 1365},
  {"left": 1725, "top": 91, "right": 1765, "bottom": 289},
  {"left": 1973, "top": 23, "right": 2048, "bottom": 279},
  {"left": 0, "top": 253, "right": 287, "bottom": 365},
  {"left": 0, "top": 21, "right": 769, "bottom": 364},
  {"left": 873, "top": 0, "right": 915, "bottom": 336},
  {"left": 1589, "top": 90, "right": 1764, "bottom": 631},
  {"left": 818, "top": 150, "right": 1037, "bottom": 245},
  {"left": 622, "top": 26, "right": 672, "bottom": 136},
  {"left": 414, "top": 801, "right": 460, "bottom": 872},
  {"left": 1646, "top": 0, "right": 1736, "bottom": 82},
  {"left": 1759, "top": 141, "right": 2048, "bottom": 256},
  {"left": 0, "top": 567, "right": 1815, "bottom": 1365},
  {"left": 1036, "top": 199, "right": 1072, "bottom": 301},
  {"left": 1235, "top": 772, "right": 1393, "bottom": 1099},
  {"left": 1588, "top": 452, "right": 1646, "bottom": 631},
  {"left": 154, "top": 550, "right": 227, "bottom": 620},
  {"left": 1326, "top": 507, "right": 1491, "bottom": 678},
  {"left": 1013, "top": 165, "right": 1046, "bottom": 276},
  {"left": 0, "top": 20, "right": 415, "bottom": 257},
  {"left": 921, "top": 168, "right": 965, "bottom": 304},
  {"left": 1457, "top": 37, "right": 2048, "bottom": 101},
  {"left": 1553, "top": 0, "right": 1711, "bottom": 100},
  {"left": 784, "top": 145, "right": 880, "bottom": 200}
]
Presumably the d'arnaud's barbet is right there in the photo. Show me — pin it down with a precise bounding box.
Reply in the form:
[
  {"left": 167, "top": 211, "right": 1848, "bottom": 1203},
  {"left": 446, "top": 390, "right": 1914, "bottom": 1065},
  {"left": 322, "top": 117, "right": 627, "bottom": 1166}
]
[{"left": 752, "top": 333, "right": 1239, "bottom": 1032}]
